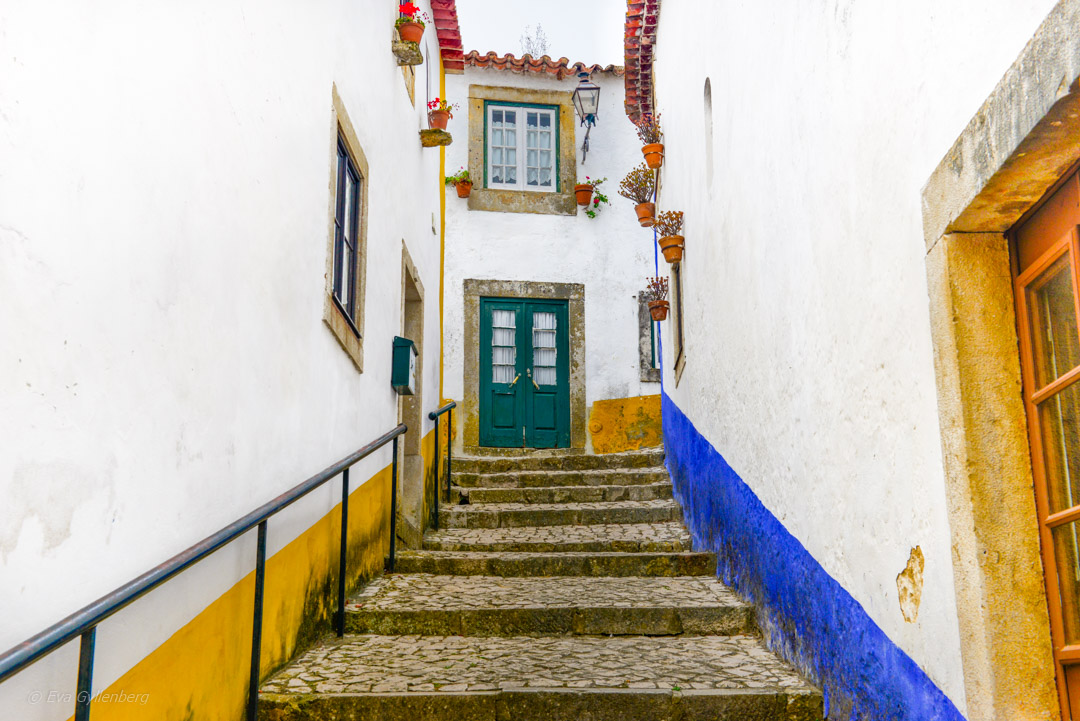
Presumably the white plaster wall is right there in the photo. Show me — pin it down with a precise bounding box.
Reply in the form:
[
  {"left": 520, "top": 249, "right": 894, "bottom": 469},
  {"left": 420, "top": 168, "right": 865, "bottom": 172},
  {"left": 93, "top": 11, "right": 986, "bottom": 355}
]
[
  {"left": 0, "top": 0, "right": 443, "bottom": 716},
  {"left": 652, "top": 0, "right": 1062, "bottom": 710},
  {"left": 443, "top": 68, "right": 659, "bottom": 442}
]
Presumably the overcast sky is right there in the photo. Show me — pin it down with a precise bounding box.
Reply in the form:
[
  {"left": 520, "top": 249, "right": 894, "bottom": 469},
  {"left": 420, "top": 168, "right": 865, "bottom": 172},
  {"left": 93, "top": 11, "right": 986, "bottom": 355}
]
[{"left": 454, "top": 0, "right": 626, "bottom": 67}]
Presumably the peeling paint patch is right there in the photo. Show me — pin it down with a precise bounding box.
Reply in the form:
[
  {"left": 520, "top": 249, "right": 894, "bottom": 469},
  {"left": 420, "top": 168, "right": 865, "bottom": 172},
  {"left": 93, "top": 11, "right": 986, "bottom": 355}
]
[
  {"left": 897, "top": 546, "right": 925, "bottom": 623},
  {"left": 661, "top": 392, "right": 963, "bottom": 721}
]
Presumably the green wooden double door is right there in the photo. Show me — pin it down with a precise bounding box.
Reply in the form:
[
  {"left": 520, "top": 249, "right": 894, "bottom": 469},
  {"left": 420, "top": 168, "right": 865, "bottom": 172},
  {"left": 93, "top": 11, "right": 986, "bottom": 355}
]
[{"left": 479, "top": 297, "right": 571, "bottom": 448}]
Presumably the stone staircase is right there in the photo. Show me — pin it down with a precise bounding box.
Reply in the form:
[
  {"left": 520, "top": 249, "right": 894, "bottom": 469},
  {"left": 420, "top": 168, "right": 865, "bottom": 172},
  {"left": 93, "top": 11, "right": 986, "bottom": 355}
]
[{"left": 258, "top": 447, "right": 822, "bottom": 720}]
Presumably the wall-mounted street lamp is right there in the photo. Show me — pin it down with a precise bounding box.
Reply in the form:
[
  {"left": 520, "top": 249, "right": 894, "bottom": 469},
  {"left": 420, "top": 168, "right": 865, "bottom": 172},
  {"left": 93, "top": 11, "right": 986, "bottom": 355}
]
[{"left": 572, "top": 71, "right": 600, "bottom": 164}]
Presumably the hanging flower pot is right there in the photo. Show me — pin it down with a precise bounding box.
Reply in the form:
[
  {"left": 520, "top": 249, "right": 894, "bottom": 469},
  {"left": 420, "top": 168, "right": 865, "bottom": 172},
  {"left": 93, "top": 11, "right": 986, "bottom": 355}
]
[
  {"left": 397, "top": 21, "right": 424, "bottom": 43},
  {"left": 445, "top": 167, "right": 471, "bottom": 198},
  {"left": 635, "top": 202, "right": 656, "bottom": 227},
  {"left": 428, "top": 110, "right": 450, "bottom": 130},
  {"left": 619, "top": 164, "right": 656, "bottom": 226},
  {"left": 643, "top": 276, "right": 670, "bottom": 321},
  {"left": 648, "top": 299, "right": 670, "bottom": 321},
  {"left": 655, "top": 210, "right": 685, "bottom": 263},
  {"left": 658, "top": 235, "right": 684, "bottom": 263},
  {"left": 642, "top": 143, "right": 665, "bottom": 170},
  {"left": 635, "top": 114, "right": 664, "bottom": 169},
  {"left": 574, "top": 184, "right": 593, "bottom": 206}
]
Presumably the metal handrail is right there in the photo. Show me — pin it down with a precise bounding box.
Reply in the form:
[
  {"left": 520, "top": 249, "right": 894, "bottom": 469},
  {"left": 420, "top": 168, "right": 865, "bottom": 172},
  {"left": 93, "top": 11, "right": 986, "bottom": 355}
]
[
  {"left": 0, "top": 422, "right": 407, "bottom": 721},
  {"left": 428, "top": 401, "right": 457, "bottom": 529}
]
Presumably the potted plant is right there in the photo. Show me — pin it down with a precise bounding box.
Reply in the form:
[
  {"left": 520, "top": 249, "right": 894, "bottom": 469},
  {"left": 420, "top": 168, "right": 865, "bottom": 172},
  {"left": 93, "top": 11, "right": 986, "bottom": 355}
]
[
  {"left": 427, "top": 98, "right": 458, "bottom": 130},
  {"left": 618, "top": 164, "right": 656, "bottom": 226},
  {"left": 574, "top": 181, "right": 593, "bottom": 206},
  {"left": 635, "top": 113, "right": 664, "bottom": 169},
  {"left": 643, "top": 276, "right": 670, "bottom": 321},
  {"left": 655, "top": 210, "right": 684, "bottom": 263},
  {"left": 582, "top": 177, "right": 610, "bottom": 219},
  {"left": 446, "top": 167, "right": 472, "bottom": 198},
  {"left": 396, "top": 3, "right": 429, "bottom": 44}
]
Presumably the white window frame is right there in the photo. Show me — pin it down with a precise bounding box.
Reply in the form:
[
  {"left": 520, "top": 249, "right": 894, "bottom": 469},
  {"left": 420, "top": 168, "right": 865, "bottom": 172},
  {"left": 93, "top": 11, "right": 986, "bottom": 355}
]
[{"left": 485, "top": 103, "right": 557, "bottom": 193}]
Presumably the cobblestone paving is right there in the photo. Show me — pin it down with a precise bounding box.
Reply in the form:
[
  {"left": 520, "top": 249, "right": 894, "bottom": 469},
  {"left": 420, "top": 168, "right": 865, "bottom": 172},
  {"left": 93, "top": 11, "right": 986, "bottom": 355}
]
[
  {"left": 423, "top": 521, "right": 691, "bottom": 551},
  {"left": 349, "top": 575, "right": 744, "bottom": 611},
  {"left": 261, "top": 635, "right": 815, "bottom": 694}
]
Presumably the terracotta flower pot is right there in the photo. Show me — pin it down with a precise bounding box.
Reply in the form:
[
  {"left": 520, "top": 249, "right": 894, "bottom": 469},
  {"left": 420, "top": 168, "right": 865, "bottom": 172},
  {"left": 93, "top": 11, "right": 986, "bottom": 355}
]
[
  {"left": 428, "top": 110, "right": 450, "bottom": 130},
  {"left": 574, "top": 184, "right": 593, "bottom": 206},
  {"left": 658, "top": 235, "right": 684, "bottom": 263},
  {"left": 642, "top": 143, "right": 665, "bottom": 170},
  {"left": 455, "top": 181, "right": 472, "bottom": 198},
  {"left": 635, "top": 202, "right": 656, "bottom": 227},
  {"left": 649, "top": 299, "right": 670, "bottom": 321},
  {"left": 397, "top": 21, "right": 424, "bottom": 43}
]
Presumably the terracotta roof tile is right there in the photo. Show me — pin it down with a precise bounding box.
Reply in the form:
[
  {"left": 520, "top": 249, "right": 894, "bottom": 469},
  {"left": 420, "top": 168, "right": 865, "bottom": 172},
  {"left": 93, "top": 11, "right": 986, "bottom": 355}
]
[
  {"left": 624, "top": 0, "right": 661, "bottom": 122},
  {"left": 465, "top": 51, "right": 624, "bottom": 79},
  {"left": 431, "top": 0, "right": 465, "bottom": 72}
]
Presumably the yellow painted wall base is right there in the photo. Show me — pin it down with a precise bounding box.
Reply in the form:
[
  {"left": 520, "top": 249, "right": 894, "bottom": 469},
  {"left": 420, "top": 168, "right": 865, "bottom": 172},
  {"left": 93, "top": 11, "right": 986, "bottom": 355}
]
[
  {"left": 76, "top": 429, "right": 436, "bottom": 721},
  {"left": 588, "top": 394, "right": 663, "bottom": 454}
]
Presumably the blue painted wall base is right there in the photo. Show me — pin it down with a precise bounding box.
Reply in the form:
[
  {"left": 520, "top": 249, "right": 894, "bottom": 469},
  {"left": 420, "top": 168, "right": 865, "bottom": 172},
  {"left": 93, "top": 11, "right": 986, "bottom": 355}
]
[{"left": 661, "top": 392, "right": 965, "bottom": 721}]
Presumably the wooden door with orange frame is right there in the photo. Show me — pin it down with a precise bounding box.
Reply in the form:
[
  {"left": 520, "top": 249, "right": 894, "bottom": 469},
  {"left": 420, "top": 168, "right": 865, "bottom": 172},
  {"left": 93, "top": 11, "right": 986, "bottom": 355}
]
[{"left": 1013, "top": 165, "right": 1080, "bottom": 719}]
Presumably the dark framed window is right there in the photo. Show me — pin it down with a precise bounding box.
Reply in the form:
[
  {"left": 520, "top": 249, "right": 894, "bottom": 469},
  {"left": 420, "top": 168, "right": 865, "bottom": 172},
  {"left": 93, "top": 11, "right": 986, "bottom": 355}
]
[{"left": 333, "top": 137, "right": 363, "bottom": 333}]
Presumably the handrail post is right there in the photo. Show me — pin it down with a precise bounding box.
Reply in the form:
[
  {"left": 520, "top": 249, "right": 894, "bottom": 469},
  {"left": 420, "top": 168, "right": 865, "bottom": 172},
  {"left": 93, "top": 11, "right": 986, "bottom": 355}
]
[
  {"left": 447, "top": 408, "right": 453, "bottom": 500},
  {"left": 389, "top": 436, "right": 399, "bottom": 572},
  {"left": 433, "top": 415, "right": 440, "bottom": 530},
  {"left": 336, "top": 468, "right": 349, "bottom": 637},
  {"left": 246, "top": 521, "right": 267, "bottom": 721},
  {"left": 74, "top": 627, "right": 95, "bottom": 721}
]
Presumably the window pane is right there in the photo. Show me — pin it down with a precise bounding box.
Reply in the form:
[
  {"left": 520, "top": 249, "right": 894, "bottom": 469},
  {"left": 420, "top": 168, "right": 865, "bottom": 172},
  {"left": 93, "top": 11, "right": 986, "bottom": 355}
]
[
  {"left": 506, "top": 166, "right": 516, "bottom": 184},
  {"left": 1052, "top": 519, "right": 1080, "bottom": 645},
  {"left": 527, "top": 149, "right": 538, "bottom": 167},
  {"left": 1027, "top": 254, "right": 1080, "bottom": 388},
  {"left": 527, "top": 131, "right": 538, "bottom": 148},
  {"left": 492, "top": 167, "right": 503, "bottom": 183},
  {"left": 504, "top": 111, "right": 516, "bottom": 127},
  {"left": 493, "top": 365, "right": 516, "bottom": 384},
  {"left": 339, "top": 245, "right": 352, "bottom": 308},
  {"left": 534, "top": 348, "right": 557, "bottom": 366},
  {"left": 493, "top": 310, "right": 516, "bottom": 328},
  {"left": 540, "top": 132, "right": 551, "bottom": 149},
  {"left": 493, "top": 129, "right": 503, "bottom": 145},
  {"left": 493, "top": 328, "right": 515, "bottom": 346},
  {"left": 534, "top": 312, "right": 556, "bottom": 331},
  {"left": 492, "top": 147, "right": 504, "bottom": 164},
  {"left": 506, "top": 148, "right": 516, "bottom": 166},
  {"left": 539, "top": 150, "right": 551, "bottom": 168},
  {"left": 539, "top": 113, "right": 551, "bottom": 128},
  {"left": 493, "top": 110, "right": 503, "bottom": 126},
  {"left": 343, "top": 173, "right": 355, "bottom": 246},
  {"left": 505, "top": 130, "right": 516, "bottom": 146},
  {"left": 539, "top": 168, "right": 551, "bottom": 186},
  {"left": 526, "top": 167, "right": 538, "bottom": 186},
  {"left": 527, "top": 112, "right": 538, "bottom": 128},
  {"left": 1039, "top": 380, "right": 1080, "bottom": 514},
  {"left": 535, "top": 367, "right": 557, "bottom": 386}
]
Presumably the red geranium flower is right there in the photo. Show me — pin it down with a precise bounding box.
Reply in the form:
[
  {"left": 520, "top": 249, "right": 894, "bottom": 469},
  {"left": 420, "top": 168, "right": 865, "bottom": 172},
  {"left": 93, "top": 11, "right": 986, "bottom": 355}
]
[{"left": 399, "top": 3, "right": 419, "bottom": 17}]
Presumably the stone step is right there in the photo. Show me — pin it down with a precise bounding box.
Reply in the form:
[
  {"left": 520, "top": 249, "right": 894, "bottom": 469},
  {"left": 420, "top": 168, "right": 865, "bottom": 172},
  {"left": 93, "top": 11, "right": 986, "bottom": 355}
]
[
  {"left": 346, "top": 574, "right": 755, "bottom": 637},
  {"left": 454, "top": 447, "right": 665, "bottom": 474},
  {"left": 259, "top": 635, "right": 822, "bottom": 721},
  {"left": 460, "top": 482, "right": 674, "bottom": 504},
  {"left": 393, "top": 550, "right": 717, "bottom": 577},
  {"left": 439, "top": 499, "right": 681, "bottom": 529},
  {"left": 454, "top": 468, "right": 668, "bottom": 489},
  {"left": 422, "top": 522, "right": 692, "bottom": 553}
]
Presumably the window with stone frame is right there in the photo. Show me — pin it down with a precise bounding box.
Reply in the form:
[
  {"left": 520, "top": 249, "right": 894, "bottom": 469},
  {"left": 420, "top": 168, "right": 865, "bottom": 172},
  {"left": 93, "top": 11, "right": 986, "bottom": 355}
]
[{"left": 485, "top": 103, "right": 558, "bottom": 192}]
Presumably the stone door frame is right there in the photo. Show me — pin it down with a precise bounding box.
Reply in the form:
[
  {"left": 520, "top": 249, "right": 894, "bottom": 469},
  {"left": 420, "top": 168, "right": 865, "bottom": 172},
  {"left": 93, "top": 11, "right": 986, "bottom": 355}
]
[
  {"left": 920, "top": 2, "right": 1080, "bottom": 717},
  {"left": 462, "top": 279, "right": 586, "bottom": 453}
]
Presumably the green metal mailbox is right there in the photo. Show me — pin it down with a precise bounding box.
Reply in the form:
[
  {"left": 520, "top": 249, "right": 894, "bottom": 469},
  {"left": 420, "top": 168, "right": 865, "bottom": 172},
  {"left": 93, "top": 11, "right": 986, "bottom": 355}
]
[{"left": 391, "top": 336, "right": 418, "bottom": 395}]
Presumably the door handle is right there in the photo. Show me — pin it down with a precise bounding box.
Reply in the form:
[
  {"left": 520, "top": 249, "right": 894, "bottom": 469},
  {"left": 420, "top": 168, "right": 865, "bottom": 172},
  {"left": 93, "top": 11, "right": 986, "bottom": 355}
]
[
  {"left": 508, "top": 373, "right": 521, "bottom": 387},
  {"left": 527, "top": 368, "right": 540, "bottom": 390}
]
